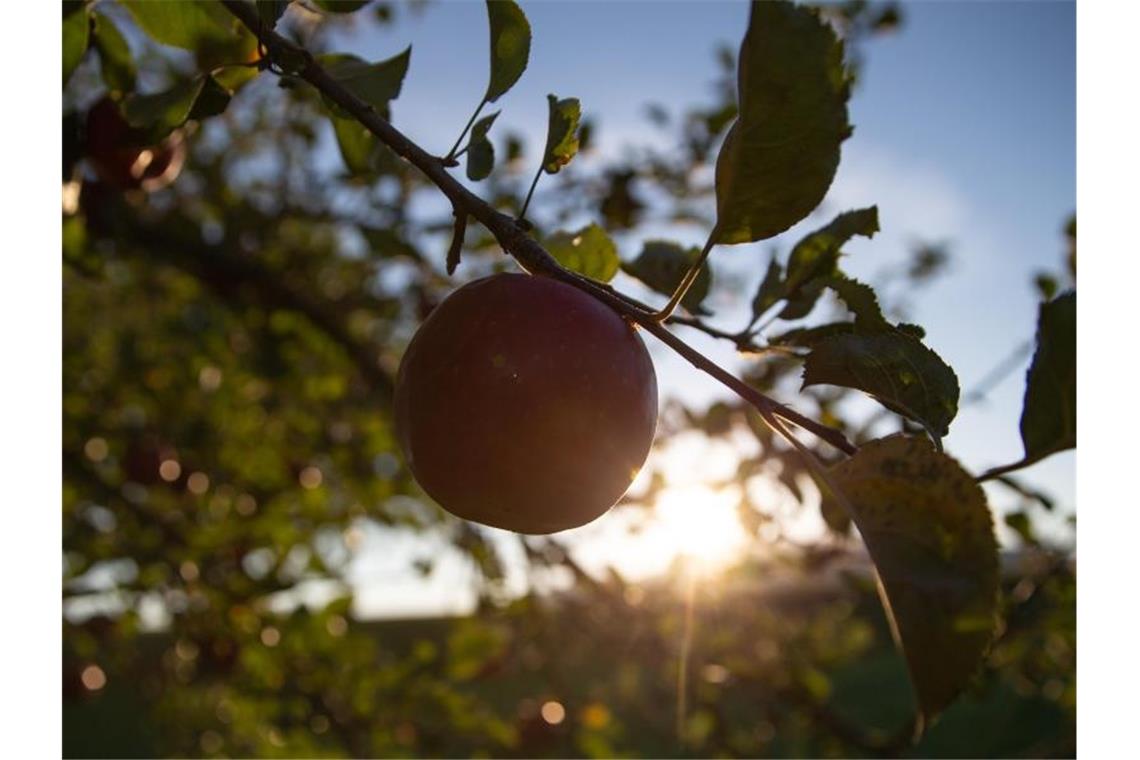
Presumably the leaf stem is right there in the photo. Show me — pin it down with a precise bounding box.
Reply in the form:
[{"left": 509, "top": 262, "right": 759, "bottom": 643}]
[
  {"left": 653, "top": 231, "right": 717, "bottom": 322},
  {"left": 518, "top": 165, "right": 543, "bottom": 220},
  {"left": 444, "top": 97, "right": 487, "bottom": 162}
]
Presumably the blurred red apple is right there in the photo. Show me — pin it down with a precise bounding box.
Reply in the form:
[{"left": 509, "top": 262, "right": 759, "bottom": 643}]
[{"left": 84, "top": 96, "right": 185, "bottom": 192}]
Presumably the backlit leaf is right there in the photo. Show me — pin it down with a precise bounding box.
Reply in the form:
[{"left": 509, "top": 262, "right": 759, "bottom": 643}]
[
  {"left": 803, "top": 331, "right": 959, "bottom": 439},
  {"left": 466, "top": 140, "right": 495, "bottom": 181},
  {"left": 124, "top": 76, "right": 232, "bottom": 137},
  {"left": 1019, "top": 291, "right": 1076, "bottom": 461},
  {"left": 785, "top": 207, "right": 879, "bottom": 293},
  {"left": 484, "top": 0, "right": 531, "bottom": 103},
  {"left": 92, "top": 10, "right": 136, "bottom": 94},
  {"left": 542, "top": 94, "right": 581, "bottom": 174},
  {"left": 543, "top": 224, "right": 619, "bottom": 283},
  {"left": 466, "top": 111, "right": 500, "bottom": 181},
  {"left": 122, "top": 0, "right": 236, "bottom": 51},
  {"left": 713, "top": 1, "right": 853, "bottom": 244},
  {"left": 750, "top": 256, "right": 784, "bottom": 322},
  {"left": 317, "top": 48, "right": 411, "bottom": 119},
  {"left": 63, "top": 2, "right": 90, "bottom": 87},
  {"left": 332, "top": 116, "right": 379, "bottom": 175},
  {"left": 624, "top": 240, "right": 711, "bottom": 315},
  {"left": 770, "top": 207, "right": 879, "bottom": 320},
  {"left": 829, "top": 435, "right": 999, "bottom": 727},
  {"left": 825, "top": 274, "right": 889, "bottom": 330}
]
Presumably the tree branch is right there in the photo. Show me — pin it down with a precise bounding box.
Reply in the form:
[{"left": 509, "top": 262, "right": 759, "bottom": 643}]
[{"left": 220, "top": 0, "right": 856, "bottom": 457}]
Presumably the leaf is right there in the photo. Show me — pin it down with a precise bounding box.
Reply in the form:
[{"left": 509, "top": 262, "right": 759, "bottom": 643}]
[
  {"left": 769, "top": 321, "right": 853, "bottom": 349},
  {"left": 777, "top": 279, "right": 826, "bottom": 321},
  {"left": 313, "top": 0, "right": 370, "bottom": 11},
  {"left": 465, "top": 111, "right": 500, "bottom": 181},
  {"left": 124, "top": 76, "right": 232, "bottom": 137},
  {"left": 785, "top": 207, "right": 879, "bottom": 293},
  {"left": 316, "top": 48, "right": 412, "bottom": 118},
  {"left": 803, "top": 331, "right": 959, "bottom": 439},
  {"left": 470, "top": 110, "right": 499, "bottom": 144},
  {"left": 829, "top": 435, "right": 999, "bottom": 727},
  {"left": 484, "top": 0, "right": 531, "bottom": 103},
  {"left": 750, "top": 256, "right": 784, "bottom": 322},
  {"left": 543, "top": 224, "right": 619, "bottom": 283},
  {"left": 774, "top": 207, "right": 879, "bottom": 320},
  {"left": 92, "top": 10, "right": 136, "bottom": 94},
  {"left": 331, "top": 116, "right": 379, "bottom": 175},
  {"left": 122, "top": 0, "right": 236, "bottom": 51},
  {"left": 466, "top": 140, "right": 495, "bottom": 181},
  {"left": 541, "top": 94, "right": 581, "bottom": 174},
  {"left": 1033, "top": 272, "right": 1058, "bottom": 301},
  {"left": 624, "top": 240, "right": 712, "bottom": 315},
  {"left": 63, "top": 2, "right": 90, "bottom": 87},
  {"left": 825, "top": 274, "right": 889, "bottom": 330},
  {"left": 713, "top": 1, "right": 853, "bottom": 245},
  {"left": 1019, "top": 291, "right": 1076, "bottom": 461}
]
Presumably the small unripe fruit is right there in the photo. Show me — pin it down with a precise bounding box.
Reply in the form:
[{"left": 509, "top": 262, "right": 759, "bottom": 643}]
[{"left": 394, "top": 273, "right": 658, "bottom": 534}]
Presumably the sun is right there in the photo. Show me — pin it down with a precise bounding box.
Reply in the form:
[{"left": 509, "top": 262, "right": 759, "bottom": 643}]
[{"left": 649, "top": 485, "right": 748, "bottom": 571}]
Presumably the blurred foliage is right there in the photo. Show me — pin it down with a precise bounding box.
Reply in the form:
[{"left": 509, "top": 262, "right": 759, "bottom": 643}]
[{"left": 63, "top": 1, "right": 1073, "bottom": 757}]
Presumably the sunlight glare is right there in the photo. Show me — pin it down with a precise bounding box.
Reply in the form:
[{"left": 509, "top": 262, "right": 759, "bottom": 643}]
[{"left": 653, "top": 485, "right": 747, "bottom": 570}]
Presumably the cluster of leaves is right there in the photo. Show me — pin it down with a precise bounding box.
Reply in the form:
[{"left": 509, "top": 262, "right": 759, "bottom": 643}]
[{"left": 62, "top": 0, "right": 1074, "bottom": 755}]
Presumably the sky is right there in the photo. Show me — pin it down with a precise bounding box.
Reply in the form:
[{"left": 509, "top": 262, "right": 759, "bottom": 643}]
[{"left": 309, "top": 0, "right": 1077, "bottom": 619}]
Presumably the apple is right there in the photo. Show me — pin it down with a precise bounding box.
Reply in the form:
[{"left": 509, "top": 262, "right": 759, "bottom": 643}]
[
  {"left": 84, "top": 96, "right": 186, "bottom": 192},
  {"left": 394, "top": 273, "right": 658, "bottom": 534}
]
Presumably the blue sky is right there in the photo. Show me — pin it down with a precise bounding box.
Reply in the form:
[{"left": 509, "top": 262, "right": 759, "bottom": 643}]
[{"left": 318, "top": 1, "right": 1076, "bottom": 617}]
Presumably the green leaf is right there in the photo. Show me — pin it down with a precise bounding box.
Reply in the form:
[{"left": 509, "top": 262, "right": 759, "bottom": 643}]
[
  {"left": 1019, "top": 291, "right": 1076, "bottom": 461},
  {"left": 777, "top": 279, "right": 827, "bottom": 321},
  {"left": 541, "top": 94, "right": 581, "bottom": 174},
  {"left": 466, "top": 141, "right": 494, "bottom": 181},
  {"left": 122, "top": 0, "right": 236, "bottom": 51},
  {"left": 829, "top": 435, "right": 999, "bottom": 728},
  {"left": 543, "top": 224, "right": 619, "bottom": 283},
  {"left": 470, "top": 110, "right": 499, "bottom": 144},
  {"left": 750, "top": 256, "right": 784, "bottom": 322},
  {"left": 123, "top": 76, "right": 232, "bottom": 137},
  {"left": 713, "top": 1, "right": 853, "bottom": 245},
  {"left": 314, "top": 0, "right": 370, "bottom": 11},
  {"left": 92, "top": 10, "right": 136, "bottom": 94},
  {"left": 465, "top": 111, "right": 500, "bottom": 181},
  {"left": 331, "top": 116, "right": 379, "bottom": 175},
  {"left": 785, "top": 207, "right": 879, "bottom": 293},
  {"left": 63, "top": 2, "right": 90, "bottom": 87},
  {"left": 768, "top": 321, "right": 853, "bottom": 349},
  {"left": 773, "top": 207, "right": 879, "bottom": 320},
  {"left": 484, "top": 0, "right": 531, "bottom": 103},
  {"left": 1033, "top": 272, "right": 1058, "bottom": 301},
  {"left": 317, "top": 48, "right": 411, "bottom": 119},
  {"left": 825, "top": 274, "right": 889, "bottom": 330},
  {"left": 624, "top": 240, "right": 712, "bottom": 315},
  {"left": 803, "top": 331, "right": 960, "bottom": 439}
]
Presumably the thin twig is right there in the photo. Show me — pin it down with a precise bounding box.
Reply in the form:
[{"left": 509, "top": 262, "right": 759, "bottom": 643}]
[{"left": 446, "top": 212, "right": 468, "bottom": 275}]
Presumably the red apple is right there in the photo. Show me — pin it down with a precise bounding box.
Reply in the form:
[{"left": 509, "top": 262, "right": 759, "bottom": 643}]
[
  {"left": 84, "top": 96, "right": 185, "bottom": 192},
  {"left": 394, "top": 273, "right": 658, "bottom": 534}
]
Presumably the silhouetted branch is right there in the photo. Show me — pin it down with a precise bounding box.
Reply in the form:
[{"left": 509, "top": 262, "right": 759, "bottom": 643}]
[{"left": 221, "top": 0, "right": 857, "bottom": 456}]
